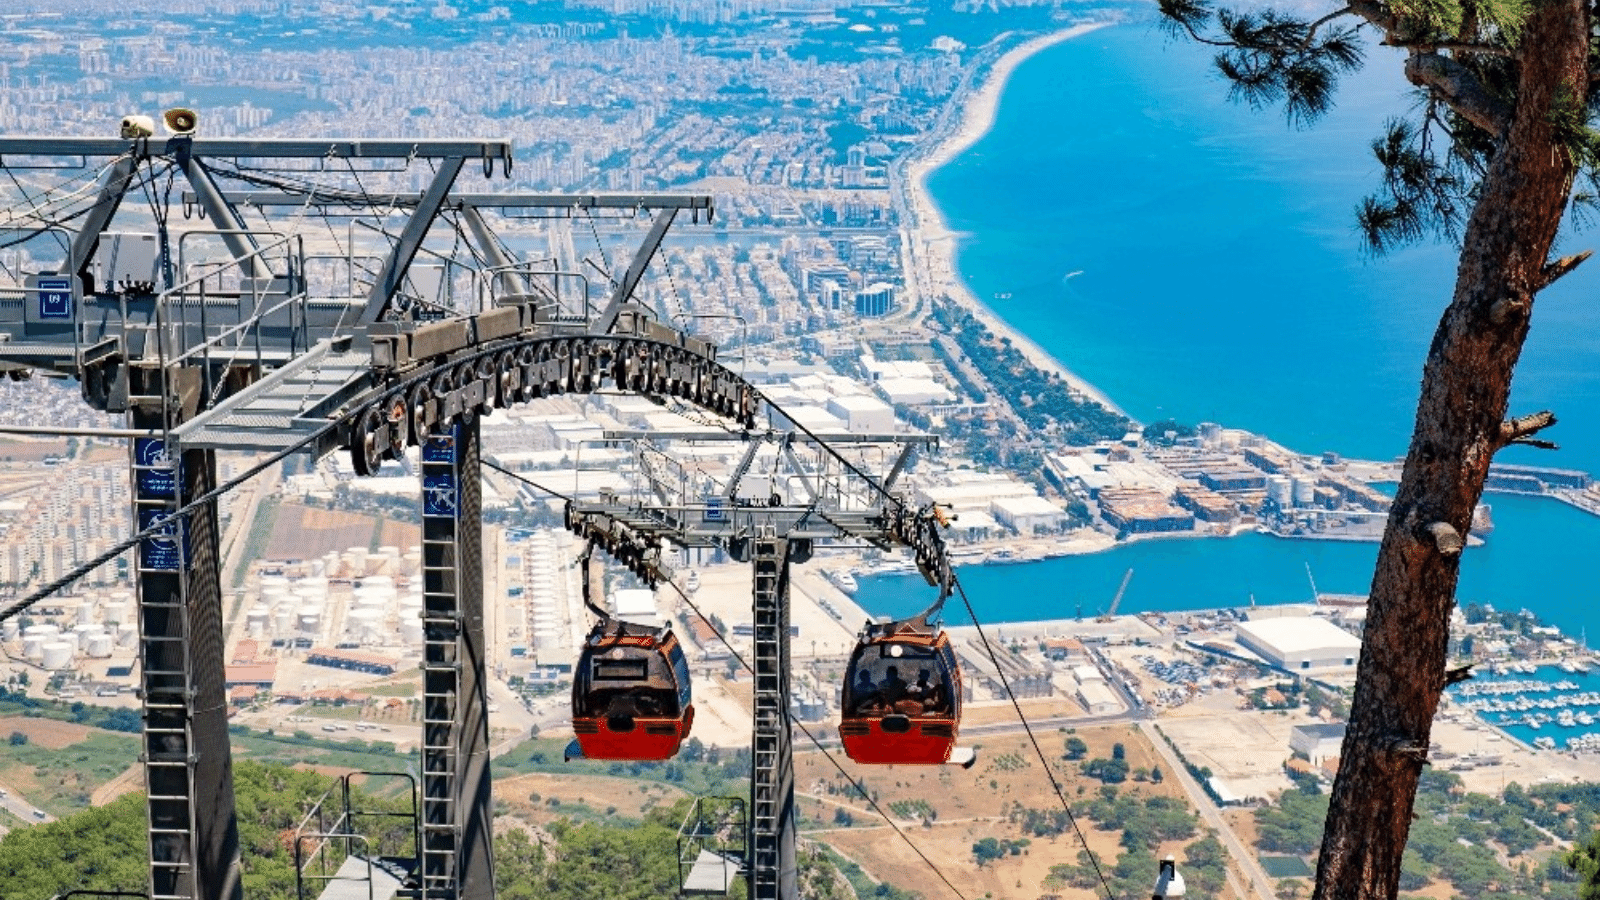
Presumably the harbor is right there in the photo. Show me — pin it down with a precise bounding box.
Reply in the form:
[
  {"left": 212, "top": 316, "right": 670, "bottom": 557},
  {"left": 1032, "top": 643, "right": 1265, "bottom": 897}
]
[{"left": 1448, "top": 661, "right": 1600, "bottom": 753}]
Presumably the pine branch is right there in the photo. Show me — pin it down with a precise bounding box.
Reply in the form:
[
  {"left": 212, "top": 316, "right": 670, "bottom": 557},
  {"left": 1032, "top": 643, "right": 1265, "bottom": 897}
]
[
  {"left": 1538, "top": 250, "right": 1592, "bottom": 289},
  {"left": 1496, "top": 410, "right": 1558, "bottom": 449},
  {"left": 1404, "top": 51, "right": 1513, "bottom": 134}
]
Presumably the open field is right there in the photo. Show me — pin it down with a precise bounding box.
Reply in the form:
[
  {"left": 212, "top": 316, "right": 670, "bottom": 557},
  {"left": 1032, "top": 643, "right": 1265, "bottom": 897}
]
[
  {"left": 796, "top": 724, "right": 1190, "bottom": 899},
  {"left": 0, "top": 716, "right": 96, "bottom": 750}
]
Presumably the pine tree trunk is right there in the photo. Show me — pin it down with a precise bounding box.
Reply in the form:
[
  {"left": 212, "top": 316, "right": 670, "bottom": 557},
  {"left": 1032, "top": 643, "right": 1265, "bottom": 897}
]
[{"left": 1313, "top": 5, "right": 1589, "bottom": 899}]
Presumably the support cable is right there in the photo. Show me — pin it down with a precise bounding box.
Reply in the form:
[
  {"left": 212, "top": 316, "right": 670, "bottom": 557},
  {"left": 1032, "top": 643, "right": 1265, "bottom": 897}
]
[
  {"left": 0, "top": 418, "right": 340, "bottom": 625},
  {"left": 953, "top": 576, "right": 1118, "bottom": 900}
]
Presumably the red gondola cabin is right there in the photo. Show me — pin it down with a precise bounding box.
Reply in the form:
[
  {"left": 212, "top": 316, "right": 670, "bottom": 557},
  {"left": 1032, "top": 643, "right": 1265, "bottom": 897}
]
[
  {"left": 839, "top": 620, "right": 962, "bottom": 765},
  {"left": 572, "top": 620, "right": 694, "bottom": 761}
]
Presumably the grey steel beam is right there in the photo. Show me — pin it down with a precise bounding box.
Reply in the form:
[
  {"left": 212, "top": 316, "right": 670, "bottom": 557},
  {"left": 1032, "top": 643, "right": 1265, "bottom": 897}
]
[
  {"left": 749, "top": 538, "right": 798, "bottom": 900},
  {"left": 566, "top": 501, "right": 889, "bottom": 546},
  {"left": 360, "top": 156, "right": 465, "bottom": 324},
  {"left": 883, "top": 444, "right": 916, "bottom": 493},
  {"left": 66, "top": 154, "right": 139, "bottom": 288},
  {"left": 591, "top": 207, "right": 676, "bottom": 335},
  {"left": 176, "top": 145, "right": 266, "bottom": 280},
  {"left": 602, "top": 429, "right": 938, "bottom": 446},
  {"left": 458, "top": 203, "right": 526, "bottom": 296},
  {"left": 203, "top": 191, "right": 713, "bottom": 213},
  {"left": 0, "top": 137, "right": 513, "bottom": 163}
]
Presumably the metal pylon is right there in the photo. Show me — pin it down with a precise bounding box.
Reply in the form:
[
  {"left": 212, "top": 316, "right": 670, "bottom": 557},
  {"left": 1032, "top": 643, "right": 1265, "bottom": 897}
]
[
  {"left": 418, "top": 419, "right": 495, "bottom": 900},
  {"left": 130, "top": 375, "right": 243, "bottom": 900},
  {"left": 749, "top": 537, "right": 797, "bottom": 900}
]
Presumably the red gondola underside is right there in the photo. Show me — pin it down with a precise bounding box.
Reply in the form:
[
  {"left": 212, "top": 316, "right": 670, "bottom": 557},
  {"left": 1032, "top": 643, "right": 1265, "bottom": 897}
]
[
  {"left": 839, "top": 713, "right": 956, "bottom": 765},
  {"left": 573, "top": 705, "right": 695, "bottom": 762}
]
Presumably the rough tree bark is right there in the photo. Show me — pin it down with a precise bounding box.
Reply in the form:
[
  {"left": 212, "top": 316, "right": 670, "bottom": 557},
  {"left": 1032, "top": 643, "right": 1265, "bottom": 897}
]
[{"left": 1314, "top": 2, "right": 1590, "bottom": 898}]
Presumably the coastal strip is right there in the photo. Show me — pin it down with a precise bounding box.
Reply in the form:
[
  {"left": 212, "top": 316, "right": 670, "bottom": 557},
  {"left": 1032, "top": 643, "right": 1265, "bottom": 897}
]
[{"left": 900, "top": 22, "right": 1130, "bottom": 420}]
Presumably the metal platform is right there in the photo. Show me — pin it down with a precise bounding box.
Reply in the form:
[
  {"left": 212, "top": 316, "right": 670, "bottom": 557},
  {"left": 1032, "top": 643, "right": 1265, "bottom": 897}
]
[{"left": 314, "top": 855, "right": 413, "bottom": 900}]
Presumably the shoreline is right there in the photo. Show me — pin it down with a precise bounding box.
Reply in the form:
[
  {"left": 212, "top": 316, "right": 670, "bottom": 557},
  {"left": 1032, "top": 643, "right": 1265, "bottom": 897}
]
[{"left": 902, "top": 21, "right": 1130, "bottom": 420}]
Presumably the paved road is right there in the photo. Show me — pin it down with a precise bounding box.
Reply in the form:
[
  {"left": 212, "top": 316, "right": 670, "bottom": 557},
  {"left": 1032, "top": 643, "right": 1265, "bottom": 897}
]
[
  {"left": 1139, "top": 720, "right": 1278, "bottom": 900},
  {"left": 0, "top": 778, "right": 54, "bottom": 825}
]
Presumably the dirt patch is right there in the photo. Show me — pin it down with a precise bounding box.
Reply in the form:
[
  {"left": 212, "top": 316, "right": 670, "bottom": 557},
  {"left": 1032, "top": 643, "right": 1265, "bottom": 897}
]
[
  {"left": 0, "top": 438, "right": 70, "bottom": 462},
  {"left": 266, "top": 504, "right": 379, "bottom": 561},
  {"left": 797, "top": 725, "right": 1190, "bottom": 898},
  {"left": 377, "top": 519, "right": 420, "bottom": 552},
  {"left": 496, "top": 772, "right": 690, "bottom": 824},
  {"left": 91, "top": 763, "right": 144, "bottom": 807},
  {"left": 0, "top": 716, "right": 94, "bottom": 749}
]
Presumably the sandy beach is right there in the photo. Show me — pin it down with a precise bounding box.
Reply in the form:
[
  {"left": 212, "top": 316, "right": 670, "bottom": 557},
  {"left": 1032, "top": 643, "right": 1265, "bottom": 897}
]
[{"left": 900, "top": 22, "right": 1131, "bottom": 420}]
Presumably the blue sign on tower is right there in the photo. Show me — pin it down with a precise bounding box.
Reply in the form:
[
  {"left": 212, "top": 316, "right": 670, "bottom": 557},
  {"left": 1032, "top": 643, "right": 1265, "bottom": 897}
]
[
  {"left": 704, "top": 497, "right": 726, "bottom": 522},
  {"left": 138, "top": 507, "right": 188, "bottom": 571},
  {"left": 423, "top": 473, "right": 458, "bottom": 517},
  {"left": 134, "top": 438, "right": 178, "bottom": 499},
  {"left": 36, "top": 277, "right": 72, "bottom": 320},
  {"left": 422, "top": 429, "right": 457, "bottom": 464}
]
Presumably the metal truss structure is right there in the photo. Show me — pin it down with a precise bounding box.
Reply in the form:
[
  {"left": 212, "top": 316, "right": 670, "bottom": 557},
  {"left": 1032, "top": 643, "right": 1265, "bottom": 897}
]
[{"left": 0, "top": 130, "right": 951, "bottom": 900}]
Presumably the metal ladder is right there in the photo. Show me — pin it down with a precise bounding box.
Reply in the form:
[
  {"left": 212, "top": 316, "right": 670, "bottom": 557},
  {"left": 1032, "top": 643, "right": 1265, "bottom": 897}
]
[
  {"left": 132, "top": 442, "right": 200, "bottom": 900},
  {"left": 419, "top": 430, "right": 463, "bottom": 900},
  {"left": 749, "top": 536, "right": 796, "bottom": 900}
]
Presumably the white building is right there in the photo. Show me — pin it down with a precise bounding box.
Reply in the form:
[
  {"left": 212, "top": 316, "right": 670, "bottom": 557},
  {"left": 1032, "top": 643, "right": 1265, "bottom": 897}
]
[
  {"left": 612, "top": 588, "right": 661, "bottom": 626},
  {"left": 1289, "top": 722, "right": 1347, "bottom": 764},
  {"left": 826, "top": 394, "right": 896, "bottom": 433},
  {"left": 1076, "top": 679, "right": 1120, "bottom": 715},
  {"left": 877, "top": 376, "right": 954, "bottom": 406},
  {"left": 991, "top": 495, "right": 1067, "bottom": 533},
  {"left": 1235, "top": 616, "right": 1362, "bottom": 672}
]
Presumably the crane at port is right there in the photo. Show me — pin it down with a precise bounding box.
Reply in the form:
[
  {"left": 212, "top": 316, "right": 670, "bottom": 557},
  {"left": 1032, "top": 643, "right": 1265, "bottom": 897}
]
[{"left": 1098, "top": 568, "right": 1133, "bottom": 622}]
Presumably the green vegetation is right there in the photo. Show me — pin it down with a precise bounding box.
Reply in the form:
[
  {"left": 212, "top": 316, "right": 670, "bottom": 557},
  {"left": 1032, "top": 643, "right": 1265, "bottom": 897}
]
[
  {"left": 971, "top": 836, "right": 1031, "bottom": 866},
  {"left": 887, "top": 798, "right": 937, "bottom": 821},
  {"left": 929, "top": 300, "right": 1132, "bottom": 445},
  {"left": 1255, "top": 768, "right": 1583, "bottom": 898},
  {"left": 0, "top": 757, "right": 882, "bottom": 900},
  {"left": 0, "top": 730, "right": 139, "bottom": 814},
  {"left": 0, "top": 761, "right": 407, "bottom": 900},
  {"left": 1081, "top": 755, "right": 1129, "bottom": 784},
  {"left": 0, "top": 687, "right": 142, "bottom": 733},
  {"left": 233, "top": 495, "right": 280, "bottom": 587},
  {"left": 1141, "top": 419, "right": 1197, "bottom": 446},
  {"left": 495, "top": 736, "right": 751, "bottom": 798}
]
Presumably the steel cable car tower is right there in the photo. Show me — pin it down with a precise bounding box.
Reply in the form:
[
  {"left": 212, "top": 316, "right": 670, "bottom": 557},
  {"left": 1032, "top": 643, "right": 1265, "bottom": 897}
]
[{"left": 0, "top": 124, "right": 957, "bottom": 900}]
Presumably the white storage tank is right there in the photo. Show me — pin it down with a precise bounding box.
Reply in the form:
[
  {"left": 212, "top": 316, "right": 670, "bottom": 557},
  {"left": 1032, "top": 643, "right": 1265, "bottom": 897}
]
[
  {"left": 345, "top": 546, "right": 370, "bottom": 575},
  {"left": 73, "top": 624, "right": 104, "bottom": 651},
  {"left": 273, "top": 606, "right": 297, "bottom": 636},
  {"left": 41, "top": 640, "right": 74, "bottom": 670},
  {"left": 117, "top": 623, "right": 139, "bottom": 648},
  {"left": 1291, "top": 476, "right": 1318, "bottom": 507},
  {"left": 75, "top": 600, "right": 96, "bottom": 625},
  {"left": 23, "top": 634, "right": 46, "bottom": 660},
  {"left": 86, "top": 633, "right": 114, "bottom": 658},
  {"left": 348, "top": 608, "right": 385, "bottom": 642},
  {"left": 1, "top": 619, "right": 18, "bottom": 642},
  {"left": 1267, "top": 475, "right": 1292, "bottom": 507},
  {"left": 102, "top": 600, "right": 130, "bottom": 626},
  {"left": 399, "top": 618, "right": 424, "bottom": 644}
]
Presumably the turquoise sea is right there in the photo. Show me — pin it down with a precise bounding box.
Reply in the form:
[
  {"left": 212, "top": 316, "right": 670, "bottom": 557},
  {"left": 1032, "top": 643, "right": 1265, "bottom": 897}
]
[{"left": 860, "top": 20, "right": 1600, "bottom": 647}]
